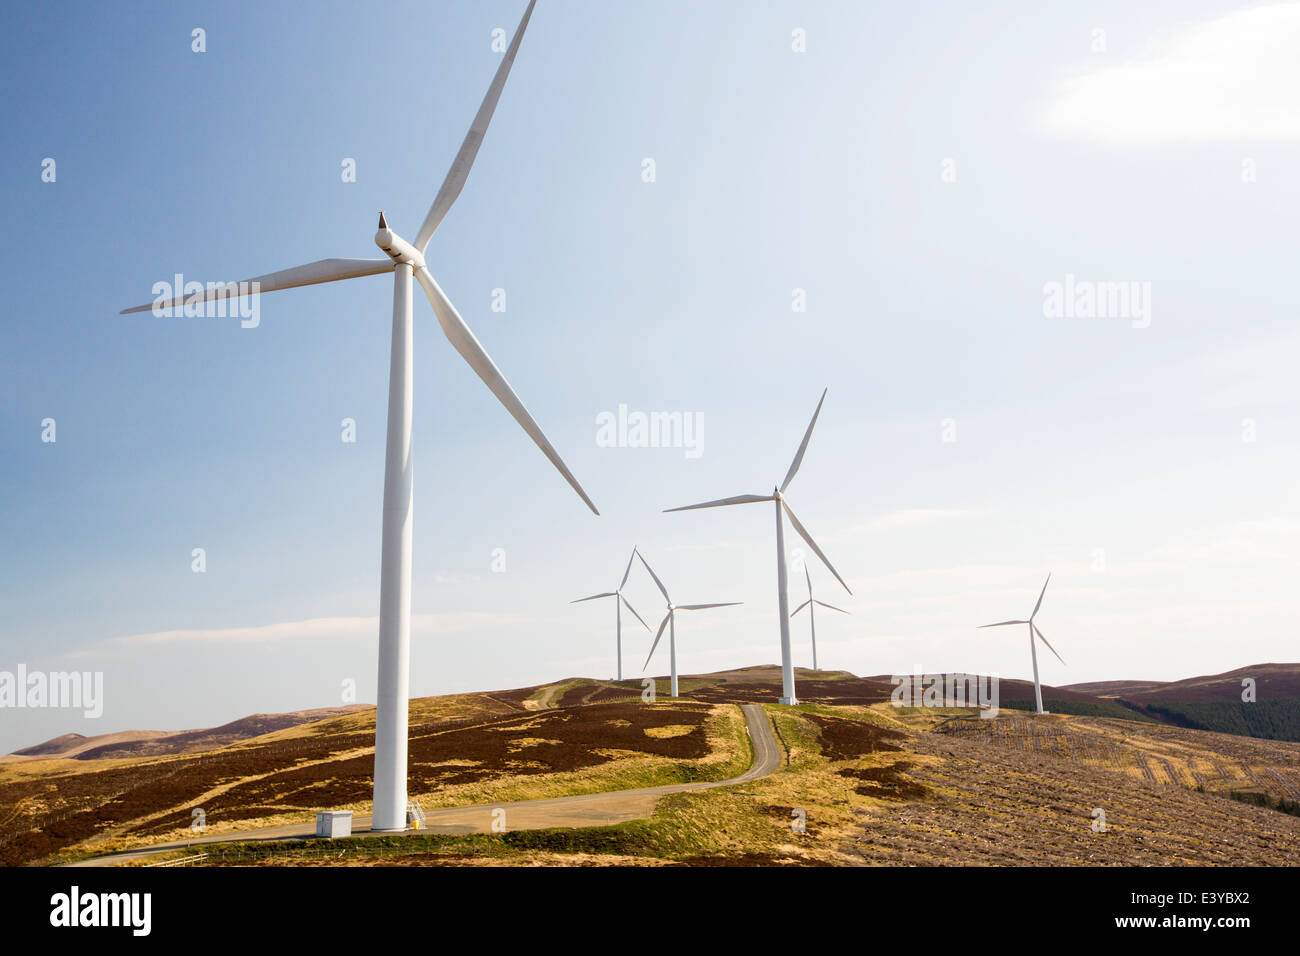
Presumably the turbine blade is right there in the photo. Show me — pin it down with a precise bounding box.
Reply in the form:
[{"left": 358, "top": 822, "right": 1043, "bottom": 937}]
[
  {"left": 120, "top": 258, "right": 394, "bottom": 314},
  {"left": 637, "top": 551, "right": 671, "bottom": 604},
  {"left": 414, "top": 0, "right": 537, "bottom": 251},
  {"left": 814, "top": 600, "right": 849, "bottom": 614},
  {"left": 1030, "top": 573, "right": 1051, "bottom": 620},
  {"left": 791, "top": 599, "right": 811, "bottom": 617},
  {"left": 664, "top": 493, "right": 773, "bottom": 513},
  {"left": 978, "top": 620, "right": 1027, "bottom": 628},
  {"left": 620, "top": 548, "right": 637, "bottom": 590},
  {"left": 1032, "top": 623, "right": 1066, "bottom": 666},
  {"left": 781, "top": 500, "right": 851, "bottom": 594},
  {"left": 780, "top": 388, "right": 827, "bottom": 494},
  {"left": 571, "top": 592, "right": 615, "bottom": 604},
  {"left": 416, "top": 267, "right": 598, "bottom": 515},
  {"left": 643, "top": 614, "right": 671, "bottom": 670},
  {"left": 620, "top": 594, "right": 651, "bottom": 632},
  {"left": 676, "top": 602, "right": 742, "bottom": 611},
  {"left": 804, "top": 562, "right": 813, "bottom": 599}
]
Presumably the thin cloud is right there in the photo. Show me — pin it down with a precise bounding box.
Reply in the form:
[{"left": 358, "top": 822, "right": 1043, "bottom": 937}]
[
  {"left": 867, "top": 508, "right": 974, "bottom": 530},
  {"left": 1042, "top": 3, "right": 1300, "bottom": 145},
  {"left": 1184, "top": 332, "right": 1300, "bottom": 411},
  {"left": 432, "top": 572, "right": 482, "bottom": 586},
  {"left": 107, "top": 612, "right": 526, "bottom": 647},
  {"left": 822, "top": 508, "right": 974, "bottom": 545}
]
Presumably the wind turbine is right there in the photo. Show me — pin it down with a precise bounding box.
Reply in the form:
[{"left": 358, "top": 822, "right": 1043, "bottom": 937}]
[
  {"left": 637, "top": 552, "right": 740, "bottom": 698},
  {"left": 119, "top": 1, "right": 598, "bottom": 832},
  {"left": 790, "top": 563, "right": 849, "bottom": 672},
  {"left": 665, "top": 389, "right": 849, "bottom": 705},
  {"left": 571, "top": 548, "right": 651, "bottom": 681},
  {"left": 978, "top": 574, "right": 1065, "bottom": 716}
]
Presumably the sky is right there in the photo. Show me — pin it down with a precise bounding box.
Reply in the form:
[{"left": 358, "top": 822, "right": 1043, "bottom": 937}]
[{"left": 2, "top": 0, "right": 1298, "bottom": 755}]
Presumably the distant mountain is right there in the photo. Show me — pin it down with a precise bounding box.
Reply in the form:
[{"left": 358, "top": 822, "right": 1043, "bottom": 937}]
[
  {"left": 10, "top": 664, "right": 1300, "bottom": 761},
  {"left": 862, "top": 674, "right": 1159, "bottom": 722},
  {"left": 1062, "top": 664, "right": 1300, "bottom": 741},
  {"left": 859, "top": 665, "right": 1300, "bottom": 739},
  {"left": 1060, "top": 679, "right": 1168, "bottom": 696},
  {"left": 8, "top": 730, "right": 171, "bottom": 759},
  {"left": 1066, "top": 663, "right": 1300, "bottom": 703},
  {"left": 5, "top": 706, "right": 369, "bottom": 761}
]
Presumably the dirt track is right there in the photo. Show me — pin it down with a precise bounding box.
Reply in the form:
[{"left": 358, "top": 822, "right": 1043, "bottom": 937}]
[{"left": 66, "top": 703, "right": 781, "bottom": 867}]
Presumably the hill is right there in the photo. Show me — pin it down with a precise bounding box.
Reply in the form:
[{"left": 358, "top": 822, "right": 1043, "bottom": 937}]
[
  {"left": 3, "top": 665, "right": 1300, "bottom": 867},
  {"left": 5, "top": 707, "right": 369, "bottom": 762},
  {"left": 1063, "top": 663, "right": 1300, "bottom": 741}
]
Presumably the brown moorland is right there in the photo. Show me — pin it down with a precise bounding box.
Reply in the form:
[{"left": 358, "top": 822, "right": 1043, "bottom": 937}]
[
  {"left": 848, "top": 710, "right": 1300, "bottom": 865},
  {"left": 7, "top": 666, "right": 1300, "bottom": 867}
]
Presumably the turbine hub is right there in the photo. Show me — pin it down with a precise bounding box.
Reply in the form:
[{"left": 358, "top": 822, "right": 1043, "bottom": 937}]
[{"left": 374, "top": 220, "right": 425, "bottom": 269}]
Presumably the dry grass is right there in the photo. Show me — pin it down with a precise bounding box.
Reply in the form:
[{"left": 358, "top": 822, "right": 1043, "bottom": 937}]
[
  {"left": 934, "top": 711, "right": 1300, "bottom": 804},
  {"left": 15, "top": 668, "right": 1300, "bottom": 868},
  {"left": 6, "top": 700, "right": 753, "bottom": 864}
]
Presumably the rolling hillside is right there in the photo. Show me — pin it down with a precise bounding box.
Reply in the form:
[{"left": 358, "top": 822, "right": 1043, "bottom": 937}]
[
  {"left": 4, "top": 665, "right": 1300, "bottom": 867},
  {"left": 4, "top": 707, "right": 369, "bottom": 762},
  {"left": 1063, "top": 663, "right": 1300, "bottom": 740}
]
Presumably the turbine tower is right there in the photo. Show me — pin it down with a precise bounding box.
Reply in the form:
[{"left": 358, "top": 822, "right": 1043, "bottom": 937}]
[
  {"left": 790, "top": 563, "right": 849, "bottom": 672},
  {"left": 665, "top": 389, "right": 849, "bottom": 705},
  {"left": 978, "top": 574, "right": 1065, "bottom": 716},
  {"left": 637, "top": 552, "right": 740, "bottom": 698},
  {"left": 571, "top": 548, "right": 651, "bottom": 681},
  {"left": 120, "top": 1, "right": 598, "bottom": 832}
]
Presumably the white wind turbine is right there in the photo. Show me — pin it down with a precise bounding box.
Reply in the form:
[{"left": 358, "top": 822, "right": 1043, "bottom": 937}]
[
  {"left": 978, "top": 574, "right": 1065, "bottom": 716},
  {"left": 571, "top": 548, "right": 651, "bottom": 682},
  {"left": 637, "top": 552, "right": 741, "bottom": 698},
  {"left": 665, "top": 389, "right": 849, "bottom": 705},
  {"left": 119, "top": 1, "right": 598, "bottom": 832},
  {"left": 790, "top": 563, "right": 849, "bottom": 673}
]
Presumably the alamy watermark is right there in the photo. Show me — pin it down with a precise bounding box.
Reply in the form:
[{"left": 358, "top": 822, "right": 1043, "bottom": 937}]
[
  {"left": 596, "top": 405, "right": 703, "bottom": 459},
  {"left": 1042, "top": 274, "right": 1151, "bottom": 329},
  {"left": 0, "top": 666, "right": 103, "bottom": 718},
  {"left": 143, "top": 273, "right": 261, "bottom": 328},
  {"left": 50, "top": 886, "right": 150, "bottom": 936},
  {"left": 890, "top": 671, "right": 999, "bottom": 717}
]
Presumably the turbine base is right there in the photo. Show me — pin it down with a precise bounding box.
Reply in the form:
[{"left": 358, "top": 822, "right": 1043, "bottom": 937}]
[{"left": 779, "top": 696, "right": 799, "bottom": 706}]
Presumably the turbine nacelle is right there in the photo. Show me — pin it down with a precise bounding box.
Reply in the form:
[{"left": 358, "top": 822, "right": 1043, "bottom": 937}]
[{"left": 374, "top": 214, "right": 426, "bottom": 269}]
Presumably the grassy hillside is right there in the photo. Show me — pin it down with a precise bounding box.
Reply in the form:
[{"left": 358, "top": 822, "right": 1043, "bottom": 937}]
[
  {"left": 9, "top": 665, "right": 1300, "bottom": 867},
  {"left": 0, "top": 689, "right": 747, "bottom": 866},
  {"left": 141, "top": 702, "right": 1300, "bottom": 868},
  {"left": 1064, "top": 664, "right": 1300, "bottom": 741},
  {"left": 1134, "top": 699, "right": 1300, "bottom": 740}
]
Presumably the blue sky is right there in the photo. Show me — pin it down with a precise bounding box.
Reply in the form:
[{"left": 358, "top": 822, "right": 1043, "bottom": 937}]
[{"left": 2, "top": 0, "right": 1299, "bottom": 754}]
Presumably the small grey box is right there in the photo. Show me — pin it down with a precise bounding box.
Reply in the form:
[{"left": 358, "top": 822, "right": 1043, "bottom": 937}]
[{"left": 315, "top": 811, "right": 353, "bottom": 839}]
